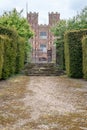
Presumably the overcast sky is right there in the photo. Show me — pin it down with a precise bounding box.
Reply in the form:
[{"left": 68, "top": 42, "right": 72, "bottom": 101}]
[{"left": 0, "top": 0, "right": 87, "bottom": 24}]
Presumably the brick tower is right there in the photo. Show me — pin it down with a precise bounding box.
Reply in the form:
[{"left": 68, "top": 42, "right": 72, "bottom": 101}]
[
  {"left": 49, "top": 12, "right": 60, "bottom": 26},
  {"left": 27, "top": 12, "right": 60, "bottom": 63},
  {"left": 27, "top": 12, "right": 38, "bottom": 32},
  {"left": 48, "top": 12, "right": 60, "bottom": 62}
]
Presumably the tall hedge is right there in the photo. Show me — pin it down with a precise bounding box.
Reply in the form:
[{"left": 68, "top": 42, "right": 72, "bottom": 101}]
[
  {"left": 56, "top": 39, "right": 65, "bottom": 70},
  {"left": 64, "top": 29, "right": 87, "bottom": 78},
  {"left": 16, "top": 37, "right": 25, "bottom": 73},
  {"left": 0, "top": 35, "right": 4, "bottom": 78},
  {"left": 0, "top": 26, "right": 18, "bottom": 79},
  {"left": 0, "top": 26, "right": 26, "bottom": 79},
  {"left": 82, "top": 36, "right": 87, "bottom": 80},
  {"left": 2, "top": 36, "right": 12, "bottom": 79},
  {"left": 0, "top": 26, "right": 18, "bottom": 40}
]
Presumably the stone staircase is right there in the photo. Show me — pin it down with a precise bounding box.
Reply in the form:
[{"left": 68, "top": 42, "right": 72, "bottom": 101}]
[{"left": 23, "top": 63, "right": 64, "bottom": 76}]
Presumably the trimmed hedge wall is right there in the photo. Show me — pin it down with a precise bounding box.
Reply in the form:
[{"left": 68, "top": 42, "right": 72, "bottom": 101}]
[
  {"left": 16, "top": 37, "right": 25, "bottom": 73},
  {"left": 0, "top": 35, "right": 4, "bottom": 78},
  {"left": 1, "top": 36, "right": 11, "bottom": 79},
  {"left": 0, "top": 26, "right": 18, "bottom": 79},
  {"left": 82, "top": 36, "right": 87, "bottom": 80},
  {"left": 2, "top": 37, "right": 14, "bottom": 79},
  {"left": 64, "top": 29, "right": 87, "bottom": 78},
  {"left": 56, "top": 39, "right": 65, "bottom": 70},
  {"left": 0, "top": 26, "right": 18, "bottom": 40},
  {"left": 0, "top": 26, "right": 25, "bottom": 79}
]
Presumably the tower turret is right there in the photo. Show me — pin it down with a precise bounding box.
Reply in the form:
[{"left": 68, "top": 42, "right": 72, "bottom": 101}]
[
  {"left": 27, "top": 12, "right": 38, "bottom": 28},
  {"left": 49, "top": 12, "right": 60, "bottom": 26}
]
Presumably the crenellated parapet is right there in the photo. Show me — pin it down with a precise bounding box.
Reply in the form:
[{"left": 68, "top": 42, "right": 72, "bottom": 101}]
[
  {"left": 27, "top": 12, "right": 38, "bottom": 26},
  {"left": 49, "top": 12, "right": 60, "bottom": 26},
  {"left": 27, "top": 12, "right": 60, "bottom": 26}
]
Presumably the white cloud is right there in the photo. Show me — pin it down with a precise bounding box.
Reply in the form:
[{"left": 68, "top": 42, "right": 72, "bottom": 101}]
[{"left": 0, "top": 0, "right": 87, "bottom": 24}]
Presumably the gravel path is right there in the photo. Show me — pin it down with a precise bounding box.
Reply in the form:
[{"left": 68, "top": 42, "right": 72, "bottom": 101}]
[{"left": 0, "top": 75, "right": 87, "bottom": 130}]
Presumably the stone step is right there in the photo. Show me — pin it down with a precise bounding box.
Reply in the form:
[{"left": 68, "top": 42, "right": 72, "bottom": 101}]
[
  {"left": 23, "top": 63, "right": 64, "bottom": 76},
  {"left": 25, "top": 63, "right": 57, "bottom": 68}
]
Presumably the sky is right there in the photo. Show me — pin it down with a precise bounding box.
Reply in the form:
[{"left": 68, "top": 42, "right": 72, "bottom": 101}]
[{"left": 0, "top": 0, "right": 87, "bottom": 24}]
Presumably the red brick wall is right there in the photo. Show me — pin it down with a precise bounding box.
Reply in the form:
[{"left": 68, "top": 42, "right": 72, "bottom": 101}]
[{"left": 27, "top": 12, "right": 60, "bottom": 62}]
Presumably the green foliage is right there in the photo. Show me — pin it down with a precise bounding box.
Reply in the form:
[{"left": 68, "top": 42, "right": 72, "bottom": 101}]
[
  {"left": 64, "top": 29, "right": 87, "bottom": 78},
  {"left": 0, "top": 25, "right": 18, "bottom": 39},
  {"left": 0, "top": 35, "right": 4, "bottom": 78},
  {"left": 67, "top": 6, "right": 87, "bottom": 31},
  {"left": 53, "top": 6, "right": 87, "bottom": 36},
  {"left": 16, "top": 37, "right": 25, "bottom": 73},
  {"left": 0, "top": 8, "right": 33, "bottom": 79},
  {"left": 55, "top": 39, "right": 65, "bottom": 69},
  {"left": 0, "top": 26, "right": 18, "bottom": 79},
  {"left": 64, "top": 33, "right": 70, "bottom": 75},
  {"left": 52, "top": 20, "right": 67, "bottom": 38},
  {"left": 2, "top": 37, "right": 12, "bottom": 79},
  {"left": 82, "top": 36, "right": 87, "bottom": 79},
  {"left": 52, "top": 6, "right": 87, "bottom": 71},
  {"left": 0, "top": 9, "right": 33, "bottom": 39},
  {"left": 0, "top": 8, "right": 33, "bottom": 62},
  {"left": 0, "top": 26, "right": 26, "bottom": 79},
  {"left": 52, "top": 20, "right": 66, "bottom": 69}
]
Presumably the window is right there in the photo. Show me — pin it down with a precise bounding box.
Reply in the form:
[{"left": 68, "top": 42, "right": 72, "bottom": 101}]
[
  {"left": 40, "top": 32, "right": 47, "bottom": 39},
  {"left": 40, "top": 44, "right": 47, "bottom": 52}
]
